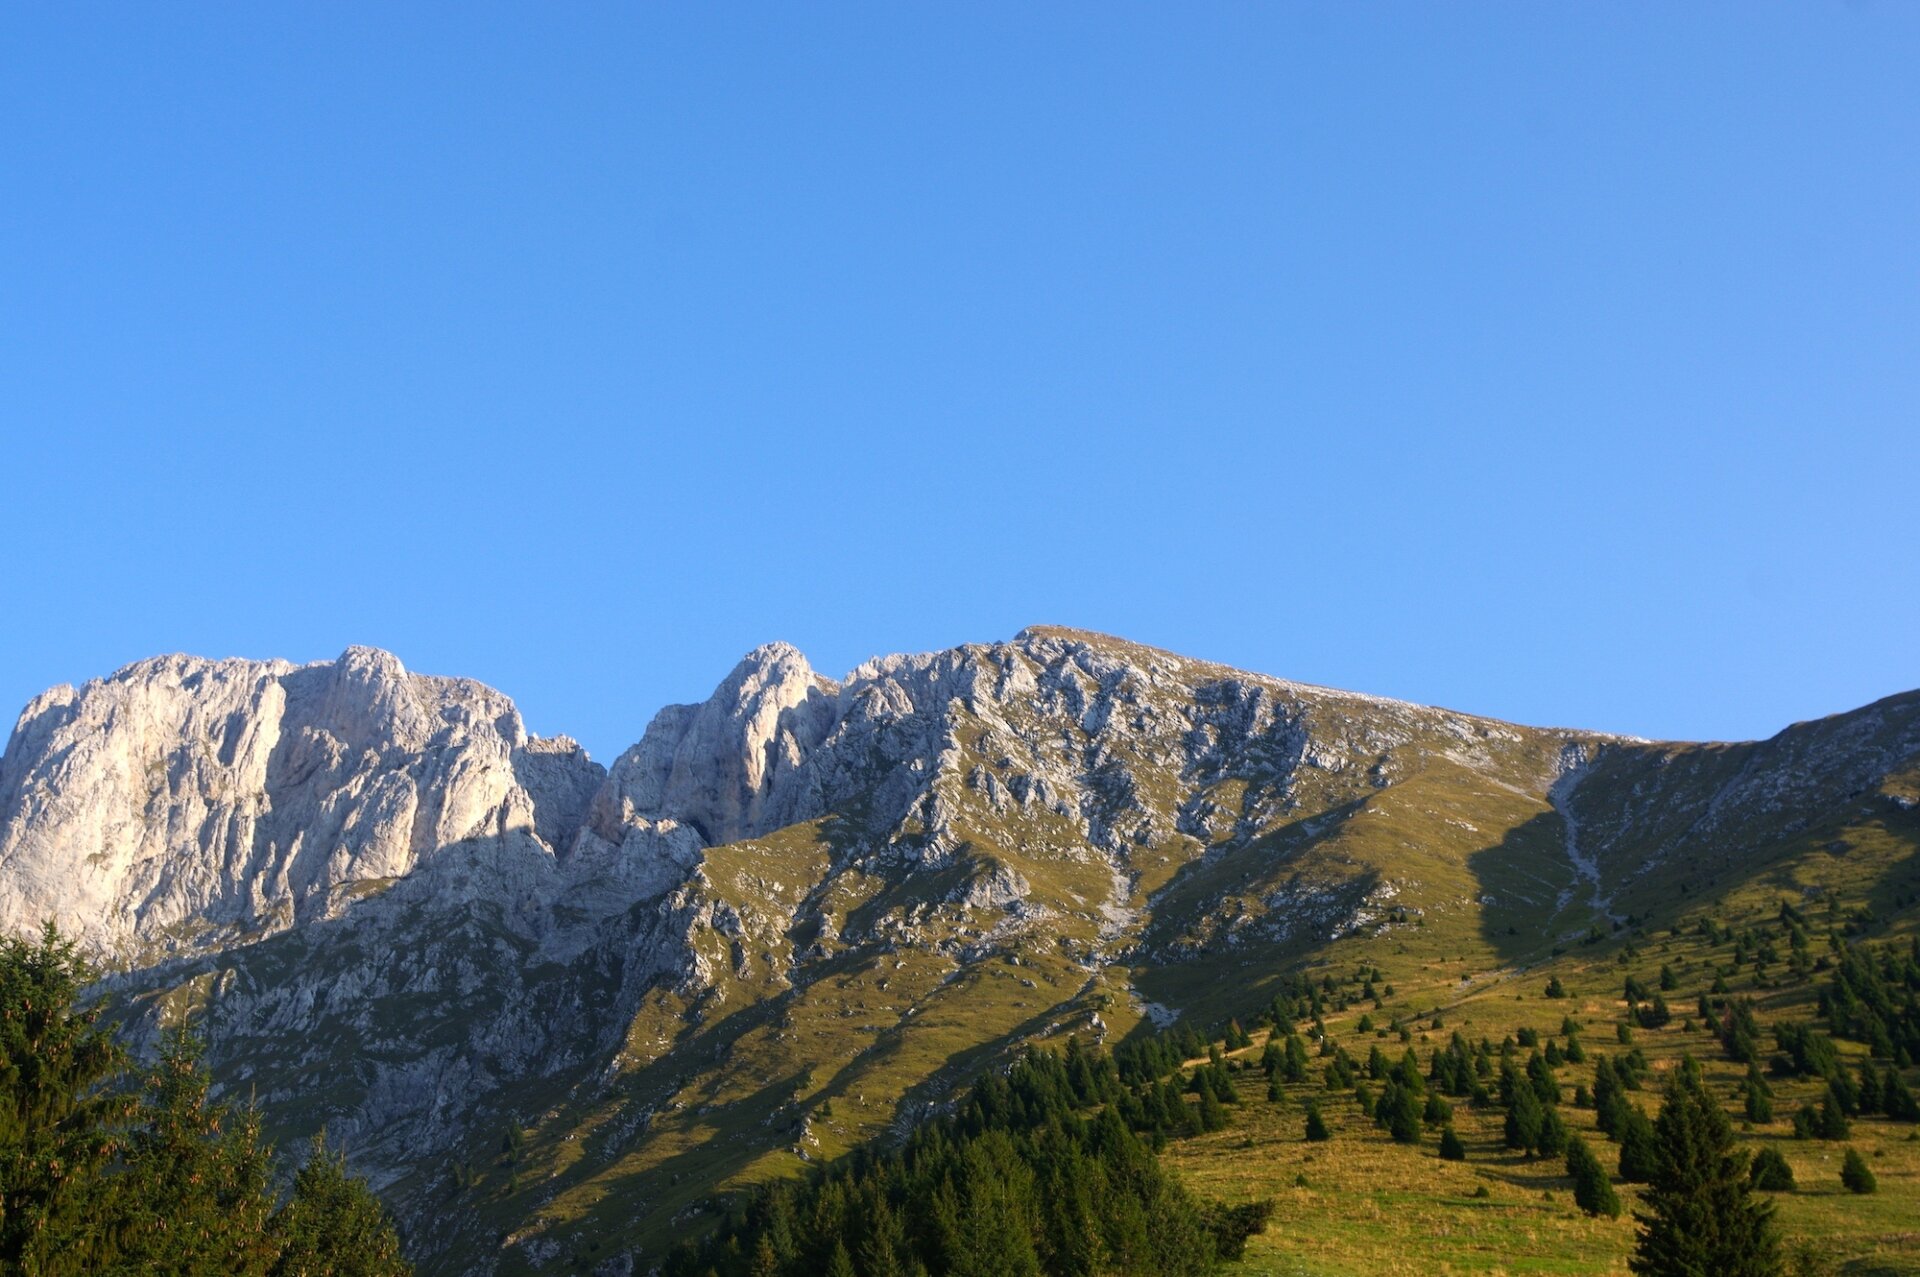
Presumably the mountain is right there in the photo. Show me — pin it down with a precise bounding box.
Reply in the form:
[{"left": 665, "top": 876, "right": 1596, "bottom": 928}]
[{"left": 2, "top": 627, "right": 1915, "bottom": 1273}]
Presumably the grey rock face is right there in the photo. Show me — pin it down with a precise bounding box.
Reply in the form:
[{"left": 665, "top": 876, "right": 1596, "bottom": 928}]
[{"left": 0, "top": 647, "right": 605, "bottom": 960}]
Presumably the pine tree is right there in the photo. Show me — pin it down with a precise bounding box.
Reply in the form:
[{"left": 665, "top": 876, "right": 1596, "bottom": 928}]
[
  {"left": 1535, "top": 1106, "right": 1569, "bottom": 1159},
  {"left": 1376, "top": 1082, "right": 1421, "bottom": 1144},
  {"left": 269, "top": 1134, "right": 411, "bottom": 1277},
  {"left": 1593, "top": 1056, "right": 1627, "bottom": 1139},
  {"left": 1629, "top": 1065, "right": 1780, "bottom": 1277},
  {"left": 1566, "top": 1135, "right": 1621, "bottom": 1218},
  {"left": 1504, "top": 1084, "right": 1543, "bottom": 1154},
  {"left": 1438, "top": 1126, "right": 1466, "bottom": 1161},
  {"left": 1840, "top": 1148, "right": 1877, "bottom": 1194},
  {"left": 1747, "top": 1146, "right": 1794, "bottom": 1192},
  {"left": 1815, "top": 1087, "right": 1851, "bottom": 1140},
  {"left": 1304, "top": 1105, "right": 1330, "bottom": 1142},
  {"left": 0, "top": 924, "right": 131, "bottom": 1275},
  {"left": 1197, "top": 1084, "right": 1229, "bottom": 1133},
  {"left": 1617, "top": 1105, "right": 1659, "bottom": 1183},
  {"left": 1743, "top": 1063, "right": 1774, "bottom": 1124},
  {"left": 0, "top": 927, "right": 411, "bottom": 1277}
]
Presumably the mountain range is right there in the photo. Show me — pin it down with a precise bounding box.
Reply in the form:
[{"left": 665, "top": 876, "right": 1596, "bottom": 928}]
[{"left": 2, "top": 626, "right": 1915, "bottom": 1274}]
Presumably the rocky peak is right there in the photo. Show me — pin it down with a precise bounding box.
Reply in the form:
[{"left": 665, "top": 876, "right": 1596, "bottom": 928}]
[
  {"left": 593, "top": 643, "right": 838, "bottom": 847},
  {"left": 0, "top": 647, "right": 603, "bottom": 960}
]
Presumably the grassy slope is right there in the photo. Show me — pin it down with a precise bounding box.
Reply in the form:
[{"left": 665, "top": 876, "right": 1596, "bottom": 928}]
[{"left": 1165, "top": 777, "right": 1920, "bottom": 1276}]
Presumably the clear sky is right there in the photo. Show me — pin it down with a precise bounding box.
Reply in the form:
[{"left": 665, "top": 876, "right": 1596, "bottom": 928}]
[{"left": 3, "top": 4, "right": 1915, "bottom": 762}]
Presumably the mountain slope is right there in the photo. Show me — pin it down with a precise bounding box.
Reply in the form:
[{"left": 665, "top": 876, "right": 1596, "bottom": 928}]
[{"left": 1, "top": 628, "right": 1914, "bottom": 1273}]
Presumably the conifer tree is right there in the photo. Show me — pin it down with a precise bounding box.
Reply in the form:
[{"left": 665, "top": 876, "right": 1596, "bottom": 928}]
[
  {"left": 1593, "top": 1056, "right": 1627, "bottom": 1139},
  {"left": 1617, "top": 1105, "right": 1659, "bottom": 1183},
  {"left": 1304, "top": 1105, "right": 1330, "bottom": 1142},
  {"left": 1504, "top": 1084, "right": 1543, "bottom": 1154},
  {"left": 1197, "top": 1084, "right": 1229, "bottom": 1133},
  {"left": 1438, "top": 1126, "right": 1466, "bottom": 1161},
  {"left": 1743, "top": 1063, "right": 1774, "bottom": 1124},
  {"left": 1629, "top": 1065, "right": 1780, "bottom": 1277},
  {"left": 1747, "top": 1146, "right": 1794, "bottom": 1192},
  {"left": 0, "top": 926, "right": 412, "bottom": 1277},
  {"left": 1566, "top": 1135, "right": 1621, "bottom": 1218},
  {"left": 1535, "top": 1106, "right": 1568, "bottom": 1159},
  {"left": 269, "top": 1134, "right": 411, "bottom": 1277},
  {"left": 1840, "top": 1147, "right": 1876, "bottom": 1194}
]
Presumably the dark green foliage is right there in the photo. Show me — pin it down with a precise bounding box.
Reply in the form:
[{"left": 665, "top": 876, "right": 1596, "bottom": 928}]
[
  {"left": 1748, "top": 1147, "right": 1794, "bottom": 1192},
  {"left": 0, "top": 925, "right": 410, "bottom": 1277},
  {"left": 1196, "top": 1083, "right": 1229, "bottom": 1133},
  {"left": 1821, "top": 942, "right": 1920, "bottom": 1063},
  {"left": 1566, "top": 1135, "right": 1621, "bottom": 1218},
  {"left": 1593, "top": 1056, "right": 1627, "bottom": 1139},
  {"left": 1502, "top": 1081, "right": 1539, "bottom": 1151},
  {"left": 1617, "top": 1105, "right": 1659, "bottom": 1183},
  {"left": 1535, "top": 1107, "right": 1568, "bottom": 1159},
  {"left": 1373, "top": 1080, "right": 1422, "bottom": 1144},
  {"left": 1304, "top": 1105, "right": 1330, "bottom": 1142},
  {"left": 670, "top": 1041, "right": 1272, "bottom": 1277},
  {"left": 1526, "top": 1051, "right": 1560, "bottom": 1106},
  {"left": 1840, "top": 1148, "right": 1877, "bottom": 1194},
  {"left": 1814, "top": 1086, "right": 1851, "bottom": 1140},
  {"left": 269, "top": 1135, "right": 412, "bottom": 1277},
  {"left": 1743, "top": 1064, "right": 1774, "bottom": 1124},
  {"left": 1544, "top": 977, "right": 1567, "bottom": 999},
  {"left": 1628, "top": 1065, "right": 1780, "bottom": 1277},
  {"left": 1638, "top": 995, "right": 1671, "bottom": 1030},
  {"left": 1720, "top": 999, "right": 1762, "bottom": 1064},
  {"left": 1770, "top": 1023, "right": 1841, "bottom": 1081},
  {"left": 1886, "top": 1067, "right": 1920, "bottom": 1122}
]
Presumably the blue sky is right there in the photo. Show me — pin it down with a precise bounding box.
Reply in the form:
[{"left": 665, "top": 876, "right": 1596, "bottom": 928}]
[{"left": 3, "top": 4, "right": 1915, "bottom": 761}]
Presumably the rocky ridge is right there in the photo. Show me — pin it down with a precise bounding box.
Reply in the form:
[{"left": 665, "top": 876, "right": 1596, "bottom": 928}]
[{"left": 2, "top": 627, "right": 1915, "bottom": 1273}]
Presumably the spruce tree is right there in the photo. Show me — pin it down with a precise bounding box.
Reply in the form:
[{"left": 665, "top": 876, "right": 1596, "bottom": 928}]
[
  {"left": 1566, "top": 1135, "right": 1621, "bottom": 1218},
  {"left": 1747, "top": 1147, "right": 1794, "bottom": 1192},
  {"left": 1197, "top": 1084, "right": 1229, "bottom": 1133},
  {"left": 1840, "top": 1148, "right": 1876, "bottom": 1194},
  {"left": 1629, "top": 1065, "right": 1780, "bottom": 1277},
  {"left": 1438, "top": 1126, "right": 1466, "bottom": 1161},
  {"left": 269, "top": 1135, "right": 411, "bottom": 1277},
  {"left": 0, "top": 924, "right": 131, "bottom": 1275},
  {"left": 1504, "top": 1084, "right": 1543, "bottom": 1153},
  {"left": 1304, "top": 1105, "right": 1330, "bottom": 1142},
  {"left": 1617, "top": 1105, "right": 1659, "bottom": 1183},
  {"left": 1743, "top": 1063, "right": 1774, "bottom": 1124},
  {"left": 0, "top": 926, "right": 412, "bottom": 1277}
]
